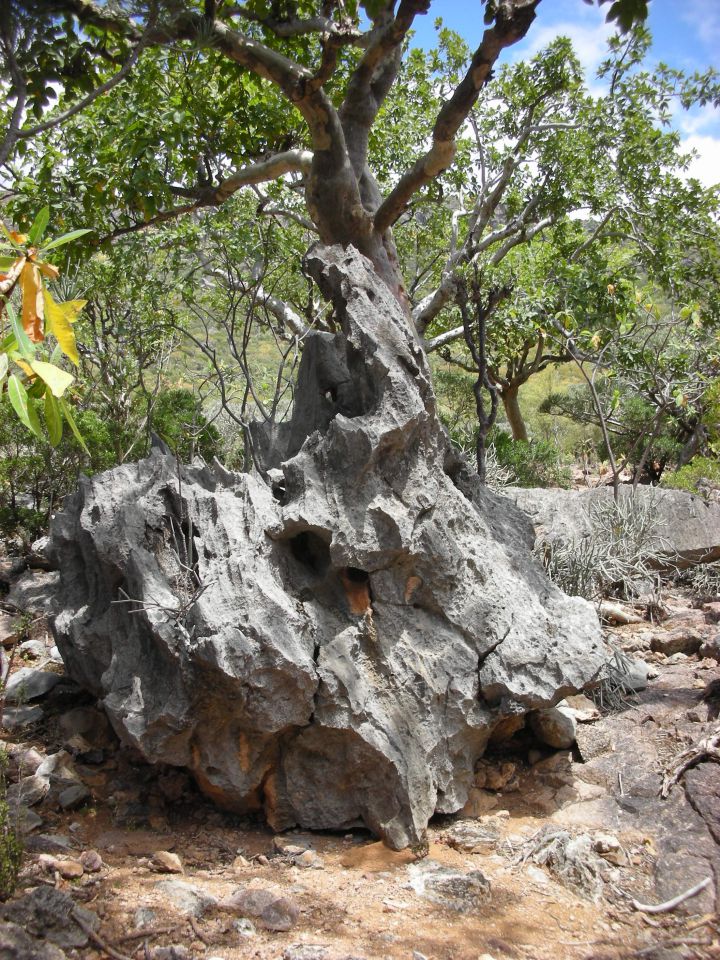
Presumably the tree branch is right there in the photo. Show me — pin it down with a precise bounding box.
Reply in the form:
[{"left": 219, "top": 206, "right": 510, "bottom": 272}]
[
  {"left": 16, "top": 32, "right": 149, "bottom": 141},
  {"left": 373, "top": 0, "right": 540, "bottom": 234},
  {"left": 212, "top": 149, "right": 313, "bottom": 202}
]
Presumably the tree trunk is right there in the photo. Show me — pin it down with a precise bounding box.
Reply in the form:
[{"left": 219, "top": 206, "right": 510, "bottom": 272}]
[{"left": 501, "top": 384, "right": 529, "bottom": 442}]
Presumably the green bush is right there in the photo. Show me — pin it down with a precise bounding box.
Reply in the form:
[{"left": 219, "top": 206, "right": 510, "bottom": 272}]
[
  {"left": 150, "top": 389, "right": 221, "bottom": 463},
  {"left": 0, "top": 751, "right": 23, "bottom": 901},
  {"left": 491, "top": 429, "right": 571, "bottom": 488},
  {"left": 661, "top": 456, "right": 720, "bottom": 497}
]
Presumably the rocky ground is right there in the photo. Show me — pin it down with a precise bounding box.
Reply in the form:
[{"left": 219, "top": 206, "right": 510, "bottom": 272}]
[{"left": 1, "top": 564, "right": 719, "bottom": 960}]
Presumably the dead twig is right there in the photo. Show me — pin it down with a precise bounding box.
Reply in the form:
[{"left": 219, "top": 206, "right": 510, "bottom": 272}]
[
  {"left": 72, "top": 909, "right": 134, "bottom": 960},
  {"left": 188, "top": 916, "right": 211, "bottom": 946},
  {"left": 633, "top": 936, "right": 713, "bottom": 957},
  {"left": 114, "top": 925, "right": 178, "bottom": 944},
  {"left": 631, "top": 876, "right": 713, "bottom": 914},
  {"left": 661, "top": 727, "right": 720, "bottom": 797}
]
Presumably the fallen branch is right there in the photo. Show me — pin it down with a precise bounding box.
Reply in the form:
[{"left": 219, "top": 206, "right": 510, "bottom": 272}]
[
  {"left": 631, "top": 876, "right": 713, "bottom": 914},
  {"left": 598, "top": 600, "right": 644, "bottom": 625},
  {"left": 188, "top": 916, "right": 211, "bottom": 946},
  {"left": 72, "top": 909, "right": 134, "bottom": 960},
  {"left": 661, "top": 727, "right": 720, "bottom": 798},
  {"left": 114, "top": 925, "right": 178, "bottom": 944}
]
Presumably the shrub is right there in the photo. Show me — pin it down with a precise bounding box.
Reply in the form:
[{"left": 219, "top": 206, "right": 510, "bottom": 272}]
[
  {"left": 661, "top": 456, "right": 720, "bottom": 498},
  {"left": 150, "top": 389, "right": 221, "bottom": 463},
  {"left": 538, "top": 493, "right": 667, "bottom": 602},
  {"left": 0, "top": 751, "right": 23, "bottom": 901},
  {"left": 491, "top": 429, "right": 571, "bottom": 488}
]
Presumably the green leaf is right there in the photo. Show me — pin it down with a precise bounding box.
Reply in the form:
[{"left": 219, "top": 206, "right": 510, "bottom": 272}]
[
  {"left": 7, "top": 303, "right": 36, "bottom": 361},
  {"left": 0, "top": 255, "right": 19, "bottom": 270},
  {"left": 39, "top": 228, "right": 92, "bottom": 253},
  {"left": 0, "top": 352, "right": 7, "bottom": 384},
  {"left": 30, "top": 359, "right": 74, "bottom": 397},
  {"left": 44, "top": 389, "right": 63, "bottom": 446},
  {"left": 59, "top": 397, "right": 89, "bottom": 454},
  {"left": 28, "top": 207, "right": 50, "bottom": 246},
  {"left": 7, "top": 374, "right": 44, "bottom": 439}
]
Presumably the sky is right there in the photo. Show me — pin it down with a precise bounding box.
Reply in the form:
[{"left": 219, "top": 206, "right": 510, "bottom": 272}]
[{"left": 410, "top": 0, "right": 720, "bottom": 187}]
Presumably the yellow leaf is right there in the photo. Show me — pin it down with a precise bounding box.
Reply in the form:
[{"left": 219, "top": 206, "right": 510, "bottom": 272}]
[
  {"left": 12, "top": 356, "right": 34, "bottom": 378},
  {"left": 36, "top": 259, "right": 60, "bottom": 280},
  {"left": 21, "top": 262, "right": 44, "bottom": 342},
  {"left": 42, "top": 288, "right": 85, "bottom": 365},
  {"left": 30, "top": 360, "right": 74, "bottom": 398}
]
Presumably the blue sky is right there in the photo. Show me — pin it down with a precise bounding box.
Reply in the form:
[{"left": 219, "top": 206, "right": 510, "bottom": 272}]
[{"left": 411, "top": 0, "right": 720, "bottom": 186}]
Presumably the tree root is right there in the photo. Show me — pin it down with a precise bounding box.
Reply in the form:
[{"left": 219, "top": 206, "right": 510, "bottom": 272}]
[{"left": 661, "top": 726, "right": 720, "bottom": 798}]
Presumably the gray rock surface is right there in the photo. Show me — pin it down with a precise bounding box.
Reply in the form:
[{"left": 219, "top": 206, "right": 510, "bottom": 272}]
[
  {"left": 48, "top": 245, "right": 605, "bottom": 849},
  {"left": 155, "top": 880, "right": 217, "bottom": 918},
  {"left": 7, "top": 570, "right": 59, "bottom": 615},
  {"left": 4, "top": 668, "right": 61, "bottom": 703},
  {"left": 407, "top": 860, "right": 491, "bottom": 912},
  {"left": 0, "top": 888, "right": 99, "bottom": 950},
  {"left": 506, "top": 485, "right": 720, "bottom": 568},
  {"left": 0, "top": 922, "right": 67, "bottom": 960},
  {"left": 2, "top": 705, "right": 44, "bottom": 730}
]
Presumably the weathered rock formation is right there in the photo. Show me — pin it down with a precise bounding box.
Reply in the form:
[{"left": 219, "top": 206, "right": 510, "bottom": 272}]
[
  {"left": 48, "top": 246, "right": 605, "bottom": 848},
  {"left": 507, "top": 485, "right": 720, "bottom": 568}
]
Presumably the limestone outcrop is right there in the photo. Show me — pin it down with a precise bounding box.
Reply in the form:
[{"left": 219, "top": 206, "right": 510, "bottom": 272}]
[{"left": 49, "top": 246, "right": 605, "bottom": 848}]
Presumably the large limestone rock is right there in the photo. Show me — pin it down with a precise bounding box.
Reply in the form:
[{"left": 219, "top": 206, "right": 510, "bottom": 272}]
[
  {"left": 507, "top": 485, "right": 720, "bottom": 568},
  {"left": 48, "top": 246, "right": 605, "bottom": 849}
]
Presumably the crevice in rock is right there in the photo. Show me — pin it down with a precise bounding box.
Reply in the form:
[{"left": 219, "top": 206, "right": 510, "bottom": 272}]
[{"left": 288, "top": 531, "right": 331, "bottom": 578}]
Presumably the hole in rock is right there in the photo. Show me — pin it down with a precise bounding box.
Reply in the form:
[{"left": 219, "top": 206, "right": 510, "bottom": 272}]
[
  {"left": 289, "top": 531, "right": 331, "bottom": 577},
  {"left": 340, "top": 566, "right": 372, "bottom": 615}
]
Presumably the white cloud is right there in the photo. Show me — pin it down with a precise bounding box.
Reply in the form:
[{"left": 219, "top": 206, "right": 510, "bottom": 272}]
[
  {"left": 681, "top": 0, "right": 720, "bottom": 47},
  {"left": 519, "top": 19, "right": 614, "bottom": 79},
  {"left": 680, "top": 134, "right": 720, "bottom": 187},
  {"left": 676, "top": 102, "right": 720, "bottom": 138}
]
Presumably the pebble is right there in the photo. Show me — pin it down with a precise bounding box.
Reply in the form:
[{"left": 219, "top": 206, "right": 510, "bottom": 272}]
[
  {"left": 152, "top": 850, "right": 184, "bottom": 874},
  {"left": 220, "top": 887, "right": 300, "bottom": 931},
  {"left": 295, "top": 849, "right": 324, "bottom": 869},
  {"left": 79, "top": 849, "right": 103, "bottom": 872},
  {"left": 282, "top": 947, "right": 329, "bottom": 960},
  {"left": 155, "top": 879, "right": 217, "bottom": 917},
  {"left": 134, "top": 907, "right": 158, "bottom": 928},
  {"left": 233, "top": 918, "right": 256, "bottom": 939}
]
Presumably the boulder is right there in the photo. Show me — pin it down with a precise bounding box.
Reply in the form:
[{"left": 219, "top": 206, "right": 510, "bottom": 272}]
[
  {"left": 4, "top": 668, "right": 60, "bottom": 703},
  {"left": 506, "top": 486, "right": 720, "bottom": 569},
  {"left": 651, "top": 627, "right": 703, "bottom": 657},
  {"left": 48, "top": 245, "right": 605, "bottom": 849},
  {"left": 699, "top": 634, "right": 720, "bottom": 661},
  {"left": 528, "top": 705, "right": 577, "bottom": 749}
]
